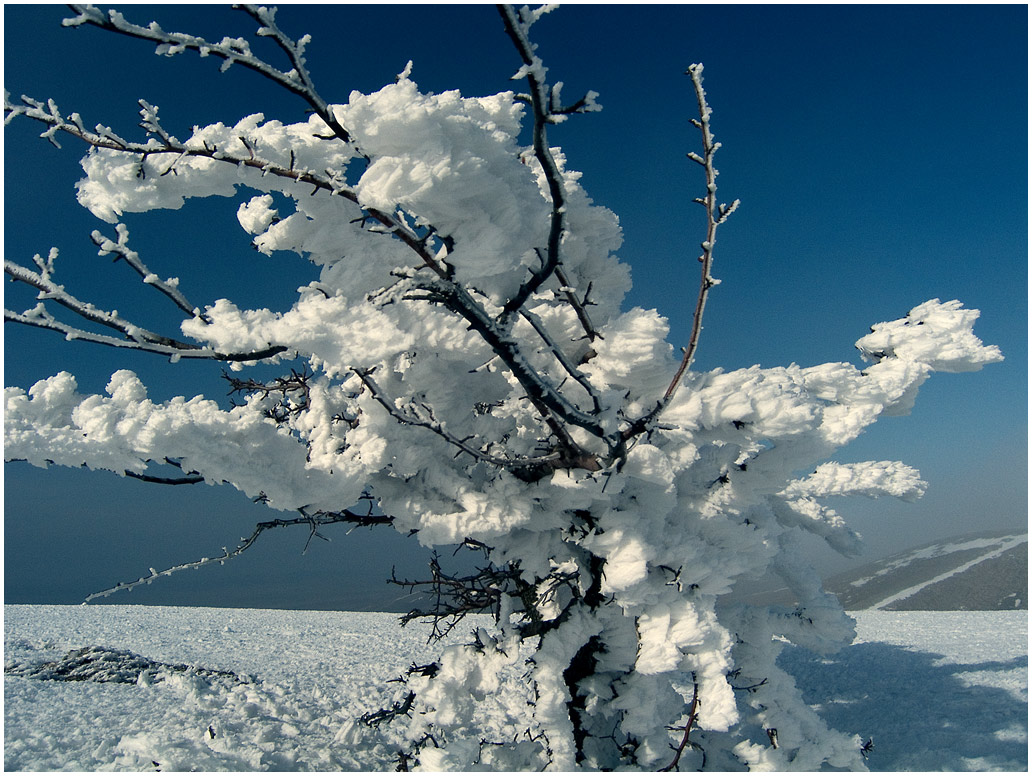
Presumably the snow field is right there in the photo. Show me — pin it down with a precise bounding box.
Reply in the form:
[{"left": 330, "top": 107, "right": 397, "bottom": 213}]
[
  {"left": 4, "top": 605, "right": 500, "bottom": 771},
  {"left": 781, "top": 610, "right": 1027, "bottom": 772},
  {"left": 5, "top": 604, "right": 1026, "bottom": 771}
]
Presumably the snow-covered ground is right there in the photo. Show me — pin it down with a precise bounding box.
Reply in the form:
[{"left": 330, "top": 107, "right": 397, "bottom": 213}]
[
  {"left": 4, "top": 604, "right": 1027, "bottom": 771},
  {"left": 782, "top": 611, "right": 1027, "bottom": 771}
]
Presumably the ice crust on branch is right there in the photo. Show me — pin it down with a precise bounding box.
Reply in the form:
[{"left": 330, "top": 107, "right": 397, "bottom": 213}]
[
  {"left": 856, "top": 298, "right": 1003, "bottom": 372},
  {"left": 4, "top": 5, "right": 1003, "bottom": 772}
]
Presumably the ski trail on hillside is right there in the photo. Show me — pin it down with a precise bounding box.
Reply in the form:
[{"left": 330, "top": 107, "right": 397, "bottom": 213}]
[
  {"left": 850, "top": 533, "right": 1027, "bottom": 588},
  {"left": 869, "top": 535, "right": 1027, "bottom": 610}
]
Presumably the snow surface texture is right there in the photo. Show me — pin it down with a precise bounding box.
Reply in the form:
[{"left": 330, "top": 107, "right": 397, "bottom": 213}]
[
  {"left": 4, "top": 7, "right": 1006, "bottom": 769},
  {"left": 4, "top": 605, "right": 1026, "bottom": 772},
  {"left": 783, "top": 611, "right": 1028, "bottom": 772}
]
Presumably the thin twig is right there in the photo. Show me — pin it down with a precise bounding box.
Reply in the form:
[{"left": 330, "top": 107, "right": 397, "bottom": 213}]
[
  {"left": 496, "top": 5, "right": 601, "bottom": 343},
  {"left": 63, "top": 4, "right": 361, "bottom": 151},
  {"left": 661, "top": 64, "right": 739, "bottom": 405},
  {"left": 90, "top": 223, "right": 202, "bottom": 319},
  {"left": 660, "top": 679, "right": 701, "bottom": 771},
  {"left": 4, "top": 257, "right": 287, "bottom": 362},
  {"left": 82, "top": 508, "right": 393, "bottom": 603},
  {"left": 622, "top": 64, "right": 738, "bottom": 443}
]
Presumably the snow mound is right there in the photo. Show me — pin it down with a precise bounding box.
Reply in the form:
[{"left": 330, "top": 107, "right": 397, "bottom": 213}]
[{"left": 5, "top": 645, "right": 248, "bottom": 687}]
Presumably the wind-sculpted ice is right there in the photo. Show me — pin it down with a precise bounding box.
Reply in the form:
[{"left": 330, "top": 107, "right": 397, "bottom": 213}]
[{"left": 4, "top": 4, "right": 1002, "bottom": 770}]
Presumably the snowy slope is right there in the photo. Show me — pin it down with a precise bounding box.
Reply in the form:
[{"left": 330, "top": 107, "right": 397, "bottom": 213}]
[
  {"left": 825, "top": 531, "right": 1027, "bottom": 611},
  {"left": 4, "top": 604, "right": 1027, "bottom": 771}
]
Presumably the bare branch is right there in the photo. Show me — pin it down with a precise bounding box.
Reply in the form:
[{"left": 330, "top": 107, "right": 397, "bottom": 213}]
[
  {"left": 660, "top": 678, "right": 702, "bottom": 771},
  {"left": 622, "top": 63, "right": 739, "bottom": 443},
  {"left": 390, "top": 550, "right": 521, "bottom": 641},
  {"left": 360, "top": 690, "right": 417, "bottom": 728},
  {"left": 4, "top": 256, "right": 287, "bottom": 363},
  {"left": 82, "top": 507, "right": 393, "bottom": 603},
  {"left": 62, "top": 4, "right": 361, "bottom": 150},
  {"left": 496, "top": 5, "right": 599, "bottom": 342}
]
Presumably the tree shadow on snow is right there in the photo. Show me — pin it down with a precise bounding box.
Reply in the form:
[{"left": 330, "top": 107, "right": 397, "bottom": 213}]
[{"left": 780, "top": 641, "right": 1027, "bottom": 771}]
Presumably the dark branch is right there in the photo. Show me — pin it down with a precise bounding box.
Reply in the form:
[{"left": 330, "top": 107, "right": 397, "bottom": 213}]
[
  {"left": 63, "top": 4, "right": 361, "bottom": 150},
  {"left": 83, "top": 506, "right": 394, "bottom": 603},
  {"left": 622, "top": 64, "right": 738, "bottom": 444},
  {"left": 496, "top": 5, "right": 600, "bottom": 344},
  {"left": 660, "top": 679, "right": 702, "bottom": 771}
]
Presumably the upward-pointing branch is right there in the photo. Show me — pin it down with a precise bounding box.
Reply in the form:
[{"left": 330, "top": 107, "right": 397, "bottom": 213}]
[
  {"left": 496, "top": 5, "right": 600, "bottom": 342},
  {"left": 623, "top": 63, "right": 739, "bottom": 442}
]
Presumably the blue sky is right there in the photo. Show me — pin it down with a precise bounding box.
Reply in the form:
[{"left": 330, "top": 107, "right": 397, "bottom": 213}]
[{"left": 4, "top": 5, "right": 1026, "bottom": 609}]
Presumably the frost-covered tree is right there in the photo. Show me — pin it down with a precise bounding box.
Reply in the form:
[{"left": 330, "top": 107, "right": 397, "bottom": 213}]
[{"left": 4, "top": 5, "right": 1002, "bottom": 771}]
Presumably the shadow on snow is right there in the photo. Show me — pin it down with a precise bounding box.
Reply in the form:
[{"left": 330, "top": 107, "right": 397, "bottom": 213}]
[{"left": 780, "top": 641, "right": 1027, "bottom": 771}]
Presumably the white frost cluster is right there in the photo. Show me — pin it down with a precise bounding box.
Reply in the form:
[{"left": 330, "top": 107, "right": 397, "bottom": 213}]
[{"left": 5, "top": 60, "right": 1002, "bottom": 771}]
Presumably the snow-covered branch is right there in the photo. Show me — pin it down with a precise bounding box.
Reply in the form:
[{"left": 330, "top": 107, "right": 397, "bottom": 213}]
[
  {"left": 408, "top": 276, "right": 610, "bottom": 456},
  {"left": 4, "top": 255, "right": 286, "bottom": 363},
  {"left": 5, "top": 94, "right": 447, "bottom": 274},
  {"left": 497, "top": 5, "right": 600, "bottom": 342},
  {"left": 354, "top": 366, "right": 565, "bottom": 479}
]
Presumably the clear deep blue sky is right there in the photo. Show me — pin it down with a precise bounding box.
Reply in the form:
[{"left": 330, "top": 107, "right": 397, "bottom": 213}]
[{"left": 4, "top": 5, "right": 1027, "bottom": 609}]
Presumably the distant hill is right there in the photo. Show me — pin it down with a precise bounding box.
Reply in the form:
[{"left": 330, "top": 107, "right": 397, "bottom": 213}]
[{"left": 824, "top": 530, "right": 1027, "bottom": 611}]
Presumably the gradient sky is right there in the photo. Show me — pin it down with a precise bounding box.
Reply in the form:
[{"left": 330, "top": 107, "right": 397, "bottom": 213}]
[{"left": 4, "top": 4, "right": 1027, "bottom": 610}]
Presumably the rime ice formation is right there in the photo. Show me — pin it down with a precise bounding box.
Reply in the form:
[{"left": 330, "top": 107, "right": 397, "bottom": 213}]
[{"left": 4, "top": 5, "right": 1002, "bottom": 770}]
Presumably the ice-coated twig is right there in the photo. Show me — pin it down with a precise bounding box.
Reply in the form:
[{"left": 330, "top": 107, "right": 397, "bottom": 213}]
[
  {"left": 82, "top": 507, "right": 393, "bottom": 603},
  {"left": 623, "top": 63, "right": 739, "bottom": 442},
  {"left": 4, "top": 256, "right": 286, "bottom": 362},
  {"left": 62, "top": 4, "right": 361, "bottom": 151},
  {"left": 91, "top": 223, "right": 203, "bottom": 319},
  {"left": 497, "top": 4, "right": 599, "bottom": 342},
  {"left": 665, "top": 64, "right": 739, "bottom": 402}
]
